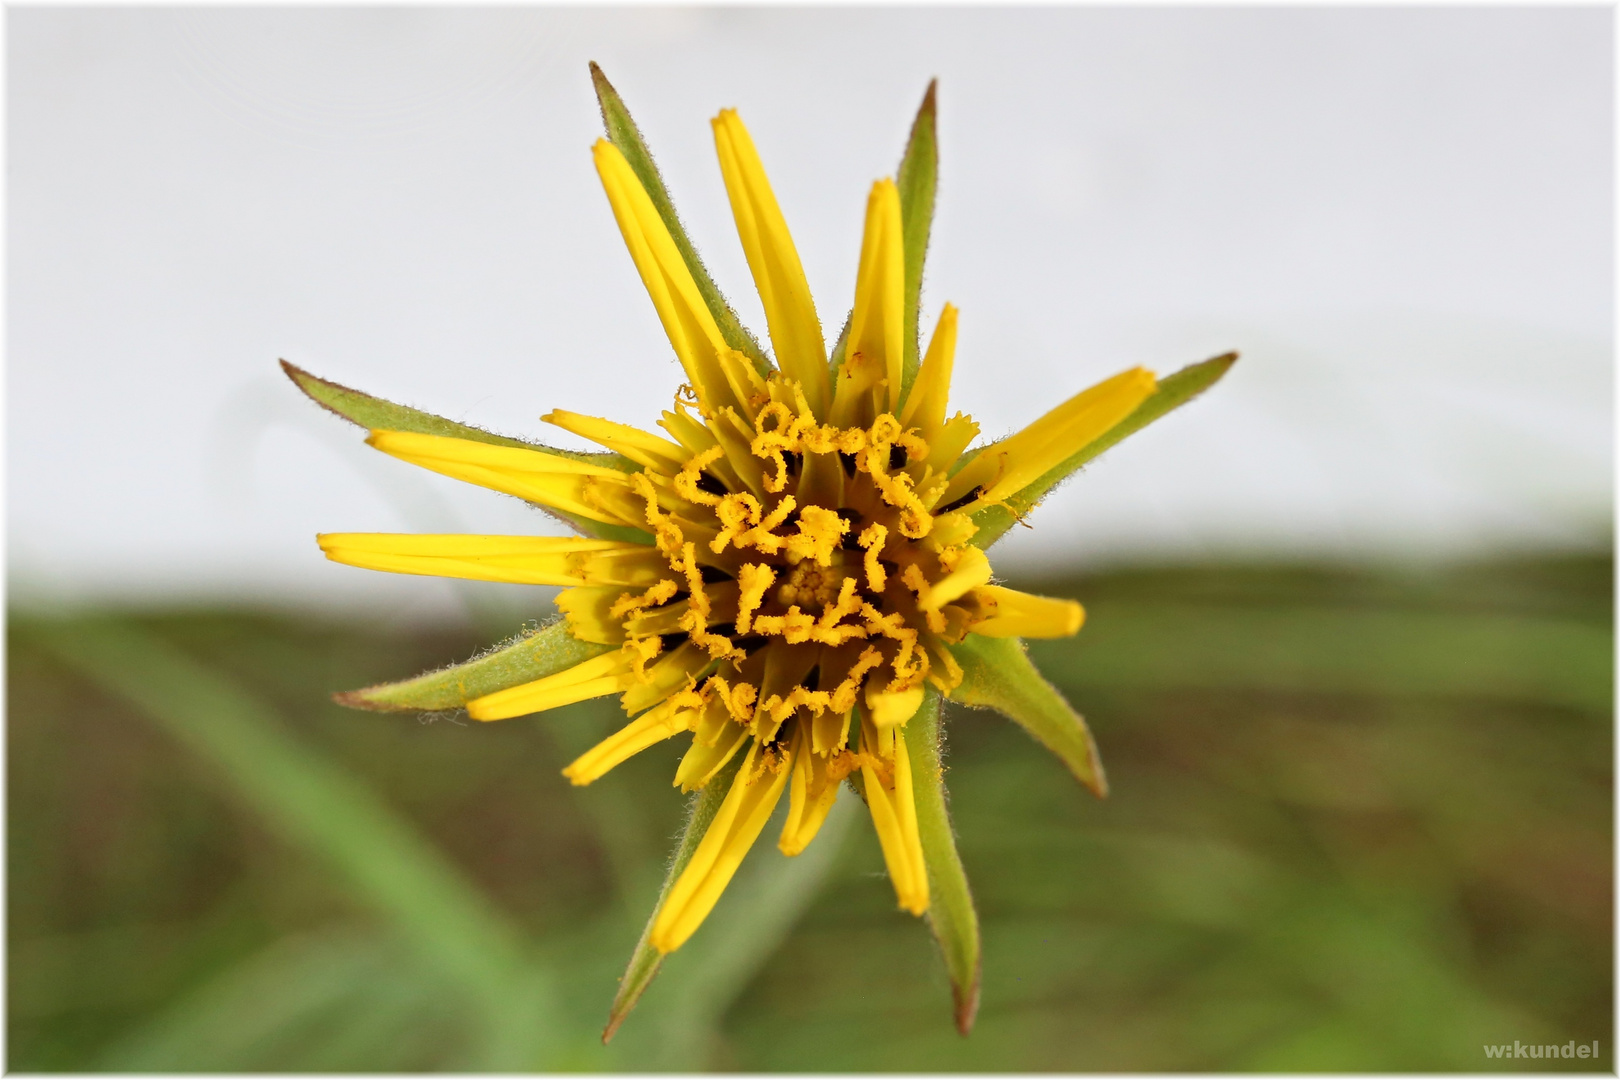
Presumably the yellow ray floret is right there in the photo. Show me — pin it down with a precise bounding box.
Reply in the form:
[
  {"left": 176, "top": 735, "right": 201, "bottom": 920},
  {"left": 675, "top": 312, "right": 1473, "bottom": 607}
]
[
  {"left": 651, "top": 742, "right": 792, "bottom": 953},
  {"left": 842, "top": 179, "right": 906, "bottom": 417},
  {"left": 971, "top": 585, "right": 1085, "bottom": 638},
  {"left": 594, "top": 139, "right": 755, "bottom": 413},
  {"left": 366, "top": 430, "right": 639, "bottom": 527},
  {"left": 316, "top": 534, "right": 667, "bottom": 587},
  {"left": 467, "top": 649, "right": 640, "bottom": 721},
  {"left": 779, "top": 727, "right": 854, "bottom": 856},
  {"left": 861, "top": 726, "right": 929, "bottom": 915},
  {"left": 563, "top": 695, "right": 703, "bottom": 786},
  {"left": 542, "top": 409, "right": 688, "bottom": 473},
  {"left": 940, "top": 366, "right": 1158, "bottom": 511},
  {"left": 866, "top": 683, "right": 925, "bottom": 730},
  {"left": 899, "top": 303, "right": 958, "bottom": 441},
  {"left": 918, "top": 545, "right": 992, "bottom": 612},
  {"left": 712, "top": 109, "right": 829, "bottom": 418}
]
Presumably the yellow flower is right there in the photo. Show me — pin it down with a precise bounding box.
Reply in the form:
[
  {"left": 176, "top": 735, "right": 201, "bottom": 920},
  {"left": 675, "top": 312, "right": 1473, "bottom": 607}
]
[{"left": 289, "top": 67, "right": 1233, "bottom": 1037}]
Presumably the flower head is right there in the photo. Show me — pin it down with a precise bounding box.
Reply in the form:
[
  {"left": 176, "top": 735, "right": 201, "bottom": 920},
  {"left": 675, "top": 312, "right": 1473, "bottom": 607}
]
[{"left": 290, "top": 66, "right": 1232, "bottom": 1037}]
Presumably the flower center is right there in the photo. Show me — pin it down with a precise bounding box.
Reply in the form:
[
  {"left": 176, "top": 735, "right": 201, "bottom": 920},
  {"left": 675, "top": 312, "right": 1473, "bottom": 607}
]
[{"left": 574, "top": 373, "right": 992, "bottom": 774}]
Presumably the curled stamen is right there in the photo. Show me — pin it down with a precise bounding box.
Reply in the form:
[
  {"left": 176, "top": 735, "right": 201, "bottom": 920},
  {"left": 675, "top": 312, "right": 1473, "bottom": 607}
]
[
  {"left": 610, "top": 577, "right": 680, "bottom": 619},
  {"left": 632, "top": 472, "right": 688, "bottom": 564},
  {"left": 674, "top": 446, "right": 728, "bottom": 506},
  {"left": 623, "top": 634, "right": 664, "bottom": 679},
  {"left": 858, "top": 523, "right": 889, "bottom": 591},
  {"left": 735, "top": 563, "right": 777, "bottom": 635}
]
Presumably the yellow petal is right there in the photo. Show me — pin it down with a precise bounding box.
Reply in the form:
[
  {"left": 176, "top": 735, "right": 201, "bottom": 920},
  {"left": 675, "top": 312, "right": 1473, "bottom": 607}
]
[
  {"left": 651, "top": 742, "right": 791, "bottom": 952},
  {"left": 593, "top": 139, "right": 749, "bottom": 413},
  {"left": 317, "top": 534, "right": 655, "bottom": 587},
  {"left": 939, "top": 367, "right": 1157, "bottom": 511},
  {"left": 467, "top": 650, "right": 636, "bottom": 721},
  {"left": 366, "top": 430, "right": 639, "bottom": 526},
  {"left": 542, "top": 410, "right": 688, "bottom": 473},
  {"left": 674, "top": 702, "right": 751, "bottom": 792},
  {"left": 620, "top": 642, "right": 713, "bottom": 716},
  {"left": 918, "top": 545, "right": 992, "bottom": 612},
  {"left": 841, "top": 179, "right": 905, "bottom": 417},
  {"left": 861, "top": 728, "right": 929, "bottom": 915},
  {"left": 810, "top": 707, "right": 852, "bottom": 755},
  {"left": 865, "top": 683, "right": 924, "bottom": 729},
  {"left": 970, "top": 585, "right": 1085, "bottom": 639},
  {"left": 923, "top": 413, "right": 981, "bottom": 482},
  {"left": 562, "top": 697, "right": 700, "bottom": 786},
  {"left": 712, "top": 109, "right": 829, "bottom": 418},
  {"left": 899, "top": 302, "right": 957, "bottom": 440},
  {"left": 779, "top": 727, "right": 842, "bottom": 856},
  {"left": 554, "top": 580, "right": 740, "bottom": 645}
]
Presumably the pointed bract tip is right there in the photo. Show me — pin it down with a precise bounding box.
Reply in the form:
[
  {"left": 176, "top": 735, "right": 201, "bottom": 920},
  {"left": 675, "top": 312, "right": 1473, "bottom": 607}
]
[
  {"left": 279, "top": 358, "right": 333, "bottom": 398},
  {"left": 331, "top": 687, "right": 406, "bottom": 713},
  {"left": 953, "top": 967, "right": 981, "bottom": 1036},
  {"left": 1085, "top": 768, "right": 1109, "bottom": 800},
  {"left": 921, "top": 78, "right": 938, "bottom": 115}
]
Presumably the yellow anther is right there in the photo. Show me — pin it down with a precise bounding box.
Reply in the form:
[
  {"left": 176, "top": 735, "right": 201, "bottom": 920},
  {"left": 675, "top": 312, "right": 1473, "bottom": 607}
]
[
  {"left": 782, "top": 505, "right": 848, "bottom": 566},
  {"left": 755, "top": 400, "right": 795, "bottom": 434},
  {"left": 738, "top": 495, "right": 796, "bottom": 554},
  {"left": 858, "top": 523, "right": 888, "bottom": 591},
  {"left": 888, "top": 631, "right": 928, "bottom": 687},
  {"left": 868, "top": 413, "right": 903, "bottom": 448},
  {"left": 750, "top": 606, "right": 816, "bottom": 643},
  {"left": 632, "top": 472, "right": 687, "bottom": 564},
  {"left": 896, "top": 428, "right": 929, "bottom": 464},
  {"left": 676, "top": 543, "right": 741, "bottom": 659},
  {"left": 735, "top": 563, "right": 776, "bottom": 634},
  {"left": 899, "top": 562, "right": 929, "bottom": 600},
  {"left": 859, "top": 440, "right": 934, "bottom": 538},
  {"left": 818, "top": 576, "right": 863, "bottom": 630},
  {"left": 833, "top": 427, "right": 868, "bottom": 455},
  {"left": 673, "top": 446, "right": 727, "bottom": 506},
  {"left": 609, "top": 577, "right": 680, "bottom": 619},
  {"left": 829, "top": 646, "right": 885, "bottom": 713},
  {"left": 710, "top": 491, "right": 762, "bottom": 553},
  {"left": 623, "top": 634, "right": 664, "bottom": 679},
  {"left": 860, "top": 602, "right": 908, "bottom": 640},
  {"left": 706, "top": 675, "right": 758, "bottom": 724}
]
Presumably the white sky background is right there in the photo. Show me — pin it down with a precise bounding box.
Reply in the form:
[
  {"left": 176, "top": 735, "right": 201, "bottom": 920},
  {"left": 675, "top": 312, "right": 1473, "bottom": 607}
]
[{"left": 8, "top": 7, "right": 1613, "bottom": 620}]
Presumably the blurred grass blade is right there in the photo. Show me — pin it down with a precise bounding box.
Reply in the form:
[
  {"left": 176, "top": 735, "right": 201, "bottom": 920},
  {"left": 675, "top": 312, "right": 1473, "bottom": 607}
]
[
  {"left": 334, "top": 619, "right": 612, "bottom": 712},
  {"left": 907, "top": 687, "right": 982, "bottom": 1035},
  {"left": 589, "top": 62, "right": 770, "bottom": 377},
  {"left": 948, "top": 634, "right": 1107, "bottom": 797},
  {"left": 603, "top": 750, "right": 746, "bottom": 1044},
  {"left": 971, "top": 352, "right": 1236, "bottom": 548},
  {"left": 99, "top": 929, "right": 430, "bottom": 1072},
  {"left": 1050, "top": 603, "right": 1614, "bottom": 711},
  {"left": 282, "top": 361, "right": 651, "bottom": 544},
  {"left": 28, "top": 619, "right": 545, "bottom": 1028},
  {"left": 896, "top": 80, "right": 938, "bottom": 400}
]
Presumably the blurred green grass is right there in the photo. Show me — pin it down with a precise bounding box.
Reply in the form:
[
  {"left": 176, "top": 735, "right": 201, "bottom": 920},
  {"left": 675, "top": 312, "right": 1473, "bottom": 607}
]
[{"left": 8, "top": 553, "right": 1612, "bottom": 1071}]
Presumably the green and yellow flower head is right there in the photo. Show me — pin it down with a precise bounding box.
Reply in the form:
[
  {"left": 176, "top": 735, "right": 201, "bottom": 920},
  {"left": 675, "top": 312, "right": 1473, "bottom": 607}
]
[{"left": 288, "top": 65, "right": 1232, "bottom": 1037}]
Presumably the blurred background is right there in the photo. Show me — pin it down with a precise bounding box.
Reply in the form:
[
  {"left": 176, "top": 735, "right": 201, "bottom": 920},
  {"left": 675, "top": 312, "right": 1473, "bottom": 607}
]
[{"left": 8, "top": 6, "right": 1612, "bottom": 1071}]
